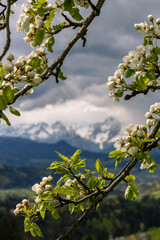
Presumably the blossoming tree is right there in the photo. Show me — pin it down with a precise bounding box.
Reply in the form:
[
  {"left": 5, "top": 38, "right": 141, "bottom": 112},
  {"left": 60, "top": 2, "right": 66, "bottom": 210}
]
[{"left": 0, "top": 0, "right": 160, "bottom": 239}]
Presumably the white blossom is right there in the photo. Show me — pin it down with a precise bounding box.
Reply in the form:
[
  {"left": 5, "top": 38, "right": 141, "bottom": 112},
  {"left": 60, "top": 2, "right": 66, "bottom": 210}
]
[
  {"left": 146, "top": 119, "right": 154, "bottom": 127},
  {"left": 3, "top": 61, "right": 14, "bottom": 72}
]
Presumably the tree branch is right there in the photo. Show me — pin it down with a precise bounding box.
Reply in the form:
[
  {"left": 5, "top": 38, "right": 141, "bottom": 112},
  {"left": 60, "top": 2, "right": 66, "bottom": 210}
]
[
  {"left": 56, "top": 120, "right": 160, "bottom": 240},
  {"left": 0, "top": 0, "right": 11, "bottom": 61},
  {"left": 41, "top": 0, "right": 105, "bottom": 80},
  {"left": 124, "top": 85, "right": 160, "bottom": 100},
  {"left": 12, "top": 0, "right": 105, "bottom": 105}
]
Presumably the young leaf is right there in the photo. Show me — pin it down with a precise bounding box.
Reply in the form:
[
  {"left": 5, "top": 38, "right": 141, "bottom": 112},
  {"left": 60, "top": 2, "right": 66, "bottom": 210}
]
[
  {"left": 106, "top": 173, "right": 114, "bottom": 179},
  {"left": 87, "top": 176, "right": 100, "bottom": 190},
  {"left": 39, "top": 202, "right": 47, "bottom": 219},
  {"left": 56, "top": 152, "right": 69, "bottom": 162},
  {"left": 64, "top": 0, "right": 74, "bottom": 11},
  {"left": 24, "top": 217, "right": 32, "bottom": 232},
  {"left": 69, "top": 8, "right": 83, "bottom": 21},
  {"left": 49, "top": 161, "right": 63, "bottom": 169},
  {"left": 56, "top": 166, "right": 70, "bottom": 174},
  {"left": 3, "top": 85, "right": 14, "bottom": 103},
  {"left": 109, "top": 150, "right": 122, "bottom": 158},
  {"left": 1, "top": 112, "right": 11, "bottom": 126},
  {"left": 46, "top": 36, "right": 55, "bottom": 53},
  {"left": 35, "top": 29, "right": 45, "bottom": 45},
  {"left": 46, "top": 10, "right": 55, "bottom": 29},
  {"left": 0, "top": 95, "right": 7, "bottom": 110},
  {"left": 9, "top": 106, "right": 21, "bottom": 116},
  {"left": 125, "top": 68, "right": 135, "bottom": 78},
  {"left": 30, "top": 223, "right": 43, "bottom": 237},
  {"left": 95, "top": 159, "right": 104, "bottom": 174},
  {"left": 125, "top": 175, "right": 135, "bottom": 183},
  {"left": 58, "top": 69, "right": 67, "bottom": 80}
]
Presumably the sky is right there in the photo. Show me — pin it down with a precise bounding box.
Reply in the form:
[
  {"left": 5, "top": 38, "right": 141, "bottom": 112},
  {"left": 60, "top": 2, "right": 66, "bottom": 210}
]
[{"left": 1, "top": 0, "right": 160, "bottom": 127}]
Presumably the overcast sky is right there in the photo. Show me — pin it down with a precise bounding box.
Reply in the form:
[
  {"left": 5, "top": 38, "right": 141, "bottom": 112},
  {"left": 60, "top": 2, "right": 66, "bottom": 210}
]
[{"left": 1, "top": 0, "right": 160, "bottom": 127}]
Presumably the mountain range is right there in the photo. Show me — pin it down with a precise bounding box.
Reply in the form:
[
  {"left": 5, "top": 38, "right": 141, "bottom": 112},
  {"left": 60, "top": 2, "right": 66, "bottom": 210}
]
[
  {"left": 0, "top": 136, "right": 159, "bottom": 189},
  {"left": 0, "top": 117, "right": 121, "bottom": 152}
]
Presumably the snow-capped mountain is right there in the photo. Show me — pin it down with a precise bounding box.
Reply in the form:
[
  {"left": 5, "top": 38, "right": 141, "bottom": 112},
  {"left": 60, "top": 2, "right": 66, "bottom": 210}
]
[{"left": 0, "top": 117, "right": 121, "bottom": 152}]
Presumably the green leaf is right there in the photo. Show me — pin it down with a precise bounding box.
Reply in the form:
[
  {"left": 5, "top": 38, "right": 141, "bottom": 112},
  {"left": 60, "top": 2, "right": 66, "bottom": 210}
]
[
  {"left": 0, "top": 65, "right": 6, "bottom": 81},
  {"left": 69, "top": 8, "right": 83, "bottom": 21},
  {"left": 95, "top": 159, "right": 104, "bottom": 174},
  {"left": 143, "top": 37, "right": 148, "bottom": 46},
  {"left": 46, "top": 36, "right": 55, "bottom": 53},
  {"left": 148, "top": 162, "right": 157, "bottom": 173},
  {"left": 35, "top": 29, "right": 45, "bottom": 45},
  {"left": 37, "top": 6, "right": 47, "bottom": 17},
  {"left": 115, "top": 152, "right": 126, "bottom": 169},
  {"left": 143, "top": 36, "right": 152, "bottom": 46},
  {"left": 9, "top": 106, "right": 20, "bottom": 116},
  {"left": 64, "top": 0, "right": 74, "bottom": 11},
  {"left": 49, "top": 161, "right": 63, "bottom": 169},
  {"left": 145, "top": 64, "right": 157, "bottom": 70},
  {"left": 106, "top": 173, "right": 114, "bottom": 179},
  {"left": 60, "top": 185, "right": 74, "bottom": 196},
  {"left": 109, "top": 150, "right": 122, "bottom": 158},
  {"left": 1, "top": 112, "right": 11, "bottom": 126},
  {"left": 136, "top": 77, "right": 146, "bottom": 91},
  {"left": 3, "top": 85, "right": 14, "bottom": 104},
  {"left": 80, "top": 201, "right": 84, "bottom": 212},
  {"left": 125, "top": 175, "right": 135, "bottom": 183},
  {"left": 130, "top": 183, "right": 139, "bottom": 196},
  {"left": 69, "top": 203, "right": 75, "bottom": 214},
  {"left": 38, "top": 0, "right": 46, "bottom": 4},
  {"left": 53, "top": 22, "right": 66, "bottom": 32},
  {"left": 0, "top": 95, "right": 7, "bottom": 110},
  {"left": 30, "top": 223, "right": 43, "bottom": 237},
  {"left": 58, "top": 69, "right": 67, "bottom": 80},
  {"left": 56, "top": 166, "right": 70, "bottom": 174},
  {"left": 39, "top": 202, "right": 47, "bottom": 219},
  {"left": 46, "top": 10, "right": 55, "bottom": 30},
  {"left": 155, "top": 46, "right": 160, "bottom": 55},
  {"left": 125, "top": 183, "right": 139, "bottom": 200},
  {"left": 125, "top": 68, "right": 135, "bottom": 78},
  {"left": 48, "top": 202, "right": 60, "bottom": 219},
  {"left": 24, "top": 217, "right": 32, "bottom": 232},
  {"left": 56, "top": 152, "right": 69, "bottom": 162},
  {"left": 87, "top": 176, "right": 100, "bottom": 190},
  {"left": 70, "top": 149, "right": 82, "bottom": 164},
  {"left": 28, "top": 57, "right": 41, "bottom": 69}
]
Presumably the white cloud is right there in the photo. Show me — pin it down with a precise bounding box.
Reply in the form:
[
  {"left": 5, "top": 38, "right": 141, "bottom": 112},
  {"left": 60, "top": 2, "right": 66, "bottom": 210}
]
[{"left": 8, "top": 98, "right": 137, "bottom": 127}]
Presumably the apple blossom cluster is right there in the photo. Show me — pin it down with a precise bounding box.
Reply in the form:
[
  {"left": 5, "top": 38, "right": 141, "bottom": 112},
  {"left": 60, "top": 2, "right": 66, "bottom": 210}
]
[
  {"left": 16, "top": 0, "right": 88, "bottom": 49},
  {"left": 134, "top": 15, "right": 160, "bottom": 35},
  {"left": 114, "top": 123, "right": 147, "bottom": 156},
  {"left": 145, "top": 102, "right": 160, "bottom": 127},
  {"left": 3, "top": 48, "right": 48, "bottom": 89},
  {"left": 14, "top": 175, "right": 54, "bottom": 217},
  {"left": 32, "top": 175, "right": 53, "bottom": 204},
  {"left": 14, "top": 199, "right": 30, "bottom": 216},
  {"left": 17, "top": 1, "right": 55, "bottom": 48},
  {"left": 106, "top": 15, "right": 160, "bottom": 102},
  {"left": 106, "top": 44, "right": 148, "bottom": 101}
]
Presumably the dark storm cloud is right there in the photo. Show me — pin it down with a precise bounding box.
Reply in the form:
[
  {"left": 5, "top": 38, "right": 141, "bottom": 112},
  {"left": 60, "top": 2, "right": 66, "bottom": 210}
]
[{"left": 1, "top": 0, "right": 160, "bottom": 125}]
